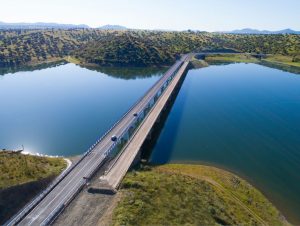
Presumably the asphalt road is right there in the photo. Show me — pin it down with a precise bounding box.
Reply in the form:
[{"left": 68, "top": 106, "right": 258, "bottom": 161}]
[
  {"left": 104, "top": 61, "right": 190, "bottom": 188},
  {"left": 17, "top": 55, "right": 189, "bottom": 226}
]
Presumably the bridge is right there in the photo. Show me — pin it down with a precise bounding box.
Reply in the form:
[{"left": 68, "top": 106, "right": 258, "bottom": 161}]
[{"left": 6, "top": 54, "right": 192, "bottom": 226}]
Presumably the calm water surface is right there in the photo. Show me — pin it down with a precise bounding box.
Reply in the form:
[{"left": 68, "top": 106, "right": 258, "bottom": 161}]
[
  {"left": 0, "top": 63, "right": 164, "bottom": 156},
  {"left": 1, "top": 62, "right": 300, "bottom": 223},
  {"left": 150, "top": 63, "right": 300, "bottom": 224}
]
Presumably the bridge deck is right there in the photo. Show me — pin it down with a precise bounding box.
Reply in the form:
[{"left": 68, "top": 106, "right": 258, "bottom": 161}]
[
  {"left": 102, "top": 61, "right": 190, "bottom": 188},
  {"left": 11, "top": 56, "right": 190, "bottom": 226}
]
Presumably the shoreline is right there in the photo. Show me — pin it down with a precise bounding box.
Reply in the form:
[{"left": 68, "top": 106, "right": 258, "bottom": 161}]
[
  {"left": 63, "top": 158, "right": 72, "bottom": 171},
  {"left": 162, "top": 160, "right": 294, "bottom": 224},
  {"left": 65, "top": 56, "right": 172, "bottom": 69},
  {"left": 0, "top": 150, "right": 68, "bottom": 223},
  {"left": 0, "top": 149, "right": 70, "bottom": 190},
  {"left": 21, "top": 151, "right": 73, "bottom": 176},
  {"left": 111, "top": 163, "right": 290, "bottom": 225},
  {"left": 203, "top": 53, "right": 300, "bottom": 73},
  {"left": 1, "top": 54, "right": 299, "bottom": 77}
]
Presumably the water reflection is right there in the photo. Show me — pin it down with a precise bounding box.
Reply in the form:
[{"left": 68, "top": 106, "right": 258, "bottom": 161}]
[
  {"left": 0, "top": 61, "right": 67, "bottom": 76},
  {"left": 0, "top": 62, "right": 167, "bottom": 80},
  {"left": 208, "top": 61, "right": 300, "bottom": 74},
  {"left": 0, "top": 63, "right": 163, "bottom": 156},
  {"left": 79, "top": 65, "right": 167, "bottom": 80}
]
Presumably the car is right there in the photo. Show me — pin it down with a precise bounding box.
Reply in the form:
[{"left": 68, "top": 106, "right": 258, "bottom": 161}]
[
  {"left": 111, "top": 135, "right": 117, "bottom": 142},
  {"left": 133, "top": 112, "right": 138, "bottom": 117}
]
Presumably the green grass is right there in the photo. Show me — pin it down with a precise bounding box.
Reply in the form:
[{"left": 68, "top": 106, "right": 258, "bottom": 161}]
[
  {"left": 190, "top": 57, "right": 209, "bottom": 68},
  {"left": 205, "top": 53, "right": 300, "bottom": 69},
  {"left": 64, "top": 56, "right": 81, "bottom": 65},
  {"left": 112, "top": 164, "right": 289, "bottom": 226},
  {"left": 0, "top": 151, "right": 66, "bottom": 189},
  {"left": 205, "top": 53, "right": 259, "bottom": 63},
  {"left": 263, "top": 54, "right": 300, "bottom": 67}
]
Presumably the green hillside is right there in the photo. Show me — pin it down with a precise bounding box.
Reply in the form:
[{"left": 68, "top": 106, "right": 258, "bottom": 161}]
[
  {"left": 0, "top": 29, "right": 101, "bottom": 67},
  {"left": 0, "top": 29, "right": 299, "bottom": 67}
]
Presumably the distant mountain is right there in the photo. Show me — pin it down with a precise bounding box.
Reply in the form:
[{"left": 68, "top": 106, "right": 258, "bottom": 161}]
[
  {"left": 0, "top": 22, "right": 89, "bottom": 29},
  {"left": 98, "top": 24, "right": 127, "bottom": 30},
  {"left": 225, "top": 28, "right": 300, "bottom": 34}
]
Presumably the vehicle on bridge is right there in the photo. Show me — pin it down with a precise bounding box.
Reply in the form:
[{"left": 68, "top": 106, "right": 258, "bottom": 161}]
[
  {"left": 111, "top": 135, "right": 118, "bottom": 142},
  {"left": 5, "top": 55, "right": 190, "bottom": 226}
]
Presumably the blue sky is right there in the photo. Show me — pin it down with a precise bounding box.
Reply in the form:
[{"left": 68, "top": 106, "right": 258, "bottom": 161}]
[{"left": 2, "top": 0, "right": 300, "bottom": 31}]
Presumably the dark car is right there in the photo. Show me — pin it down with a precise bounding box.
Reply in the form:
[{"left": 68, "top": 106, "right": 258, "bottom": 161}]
[{"left": 111, "top": 135, "right": 117, "bottom": 142}]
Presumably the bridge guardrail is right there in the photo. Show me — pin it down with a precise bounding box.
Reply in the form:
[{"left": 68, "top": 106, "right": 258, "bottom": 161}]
[
  {"left": 81, "top": 59, "right": 184, "bottom": 162},
  {"left": 103, "top": 60, "right": 186, "bottom": 175},
  {"left": 6, "top": 56, "right": 187, "bottom": 226},
  {"left": 5, "top": 149, "right": 95, "bottom": 226}
]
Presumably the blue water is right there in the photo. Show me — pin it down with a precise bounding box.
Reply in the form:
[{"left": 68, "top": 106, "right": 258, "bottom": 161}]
[
  {"left": 0, "top": 63, "right": 164, "bottom": 156},
  {"left": 1, "top": 62, "right": 300, "bottom": 223},
  {"left": 150, "top": 63, "right": 300, "bottom": 224}
]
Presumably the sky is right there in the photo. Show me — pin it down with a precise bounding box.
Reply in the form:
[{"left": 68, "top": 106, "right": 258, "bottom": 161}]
[{"left": 1, "top": 0, "right": 300, "bottom": 31}]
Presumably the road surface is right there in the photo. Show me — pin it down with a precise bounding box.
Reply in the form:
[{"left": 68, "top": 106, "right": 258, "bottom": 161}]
[
  {"left": 16, "top": 55, "right": 189, "bottom": 226},
  {"left": 103, "top": 61, "right": 190, "bottom": 188}
]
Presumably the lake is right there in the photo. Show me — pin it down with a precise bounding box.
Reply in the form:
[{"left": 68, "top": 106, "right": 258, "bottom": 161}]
[
  {"left": 0, "top": 63, "right": 165, "bottom": 156},
  {"left": 150, "top": 63, "right": 300, "bottom": 224},
  {"left": 1, "top": 62, "right": 300, "bottom": 224}
]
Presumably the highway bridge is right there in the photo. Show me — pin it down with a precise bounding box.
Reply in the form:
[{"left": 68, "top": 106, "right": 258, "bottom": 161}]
[{"left": 6, "top": 54, "right": 192, "bottom": 226}]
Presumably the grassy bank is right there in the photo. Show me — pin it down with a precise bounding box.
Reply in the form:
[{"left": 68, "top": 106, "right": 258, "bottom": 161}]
[
  {"left": 112, "top": 164, "right": 289, "bottom": 226},
  {"left": 64, "top": 56, "right": 81, "bottom": 65},
  {"left": 190, "top": 57, "right": 209, "bottom": 69},
  {"left": 262, "top": 55, "right": 300, "bottom": 67},
  {"left": 205, "top": 53, "right": 300, "bottom": 69},
  {"left": 0, "top": 150, "right": 66, "bottom": 189},
  {"left": 0, "top": 151, "right": 67, "bottom": 223},
  {"left": 205, "top": 53, "right": 259, "bottom": 63}
]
